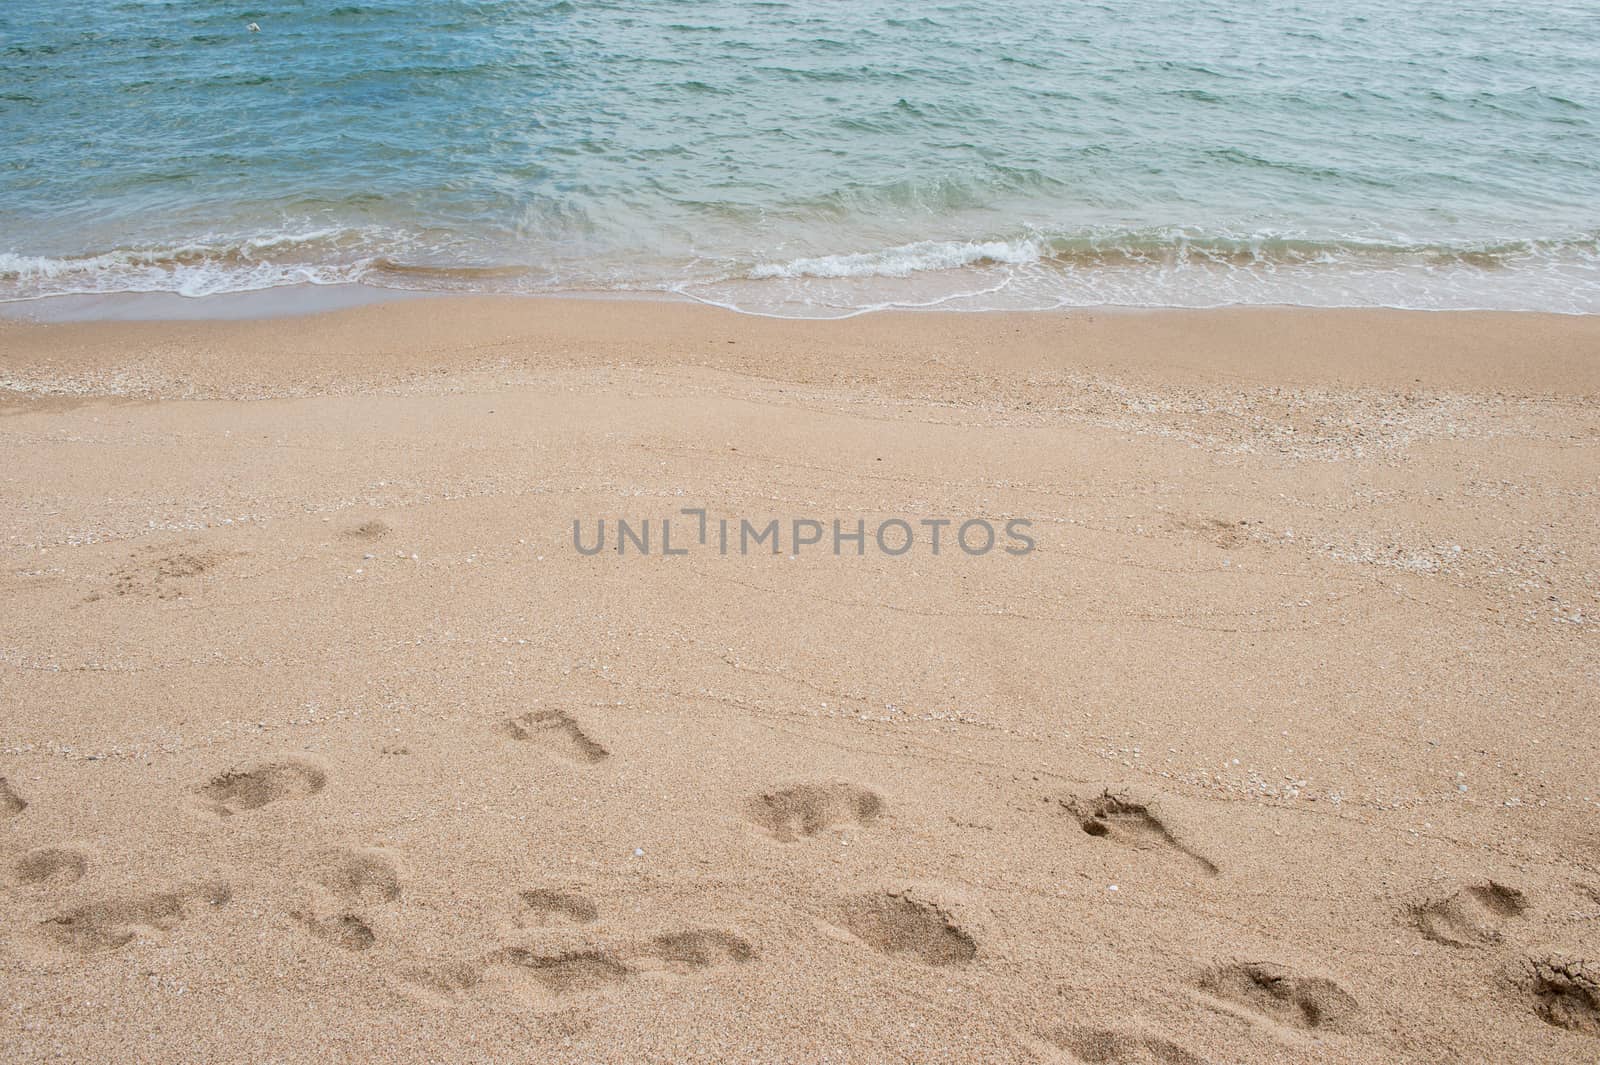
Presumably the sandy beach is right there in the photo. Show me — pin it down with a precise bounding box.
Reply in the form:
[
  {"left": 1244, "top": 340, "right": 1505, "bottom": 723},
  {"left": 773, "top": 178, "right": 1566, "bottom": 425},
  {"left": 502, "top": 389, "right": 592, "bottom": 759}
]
[{"left": 1, "top": 298, "right": 1597, "bottom": 1063}]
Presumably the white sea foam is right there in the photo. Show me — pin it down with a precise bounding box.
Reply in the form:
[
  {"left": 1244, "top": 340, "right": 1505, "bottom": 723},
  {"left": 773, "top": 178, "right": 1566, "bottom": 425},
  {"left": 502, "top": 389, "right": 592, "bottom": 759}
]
[
  {"left": 748, "top": 239, "right": 1046, "bottom": 280},
  {"left": 4, "top": 229, "right": 1600, "bottom": 317},
  {"left": 0, "top": 231, "right": 378, "bottom": 300}
]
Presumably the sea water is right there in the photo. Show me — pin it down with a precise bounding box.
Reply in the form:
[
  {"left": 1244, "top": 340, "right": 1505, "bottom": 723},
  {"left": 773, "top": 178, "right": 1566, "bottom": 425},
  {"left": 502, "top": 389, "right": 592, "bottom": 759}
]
[{"left": 2, "top": 0, "right": 1597, "bottom": 315}]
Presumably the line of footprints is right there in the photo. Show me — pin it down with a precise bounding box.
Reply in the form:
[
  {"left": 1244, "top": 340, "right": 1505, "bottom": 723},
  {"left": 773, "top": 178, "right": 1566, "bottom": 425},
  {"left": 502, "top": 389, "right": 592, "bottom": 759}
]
[{"left": 5, "top": 700, "right": 1600, "bottom": 1056}]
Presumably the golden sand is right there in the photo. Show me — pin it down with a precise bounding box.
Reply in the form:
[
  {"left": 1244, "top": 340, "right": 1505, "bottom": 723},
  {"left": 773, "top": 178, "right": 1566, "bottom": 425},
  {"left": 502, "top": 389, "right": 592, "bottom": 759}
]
[{"left": 1, "top": 299, "right": 1597, "bottom": 1062}]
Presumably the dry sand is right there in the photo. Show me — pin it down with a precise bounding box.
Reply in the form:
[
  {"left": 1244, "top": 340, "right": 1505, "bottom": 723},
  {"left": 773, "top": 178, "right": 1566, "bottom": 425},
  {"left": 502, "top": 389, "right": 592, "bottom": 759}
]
[{"left": 1, "top": 298, "right": 1597, "bottom": 1063}]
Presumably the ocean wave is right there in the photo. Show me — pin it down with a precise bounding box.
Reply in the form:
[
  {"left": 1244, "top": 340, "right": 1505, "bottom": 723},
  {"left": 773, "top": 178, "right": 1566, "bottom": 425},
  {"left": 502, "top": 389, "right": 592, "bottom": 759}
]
[
  {"left": 0, "top": 254, "right": 368, "bottom": 299},
  {"left": 0, "top": 229, "right": 382, "bottom": 298},
  {"left": 698, "top": 230, "right": 1600, "bottom": 317},
  {"left": 745, "top": 231, "right": 1600, "bottom": 280},
  {"left": 748, "top": 239, "right": 1048, "bottom": 279},
  {"left": 3, "top": 227, "right": 1599, "bottom": 315}
]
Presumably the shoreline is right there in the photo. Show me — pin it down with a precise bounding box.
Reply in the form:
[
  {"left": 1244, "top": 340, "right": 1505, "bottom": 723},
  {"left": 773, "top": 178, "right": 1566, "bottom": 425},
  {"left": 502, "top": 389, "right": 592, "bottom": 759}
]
[{"left": 6, "top": 279, "right": 1600, "bottom": 326}]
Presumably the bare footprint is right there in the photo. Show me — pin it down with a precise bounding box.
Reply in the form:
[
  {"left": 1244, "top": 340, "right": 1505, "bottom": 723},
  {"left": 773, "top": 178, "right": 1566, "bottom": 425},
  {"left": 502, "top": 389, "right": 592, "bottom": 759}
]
[
  {"left": 642, "top": 929, "right": 755, "bottom": 973},
  {"left": 1047, "top": 1025, "right": 1209, "bottom": 1065},
  {"left": 1, "top": 777, "right": 26, "bottom": 817},
  {"left": 1062, "top": 791, "right": 1218, "bottom": 875},
  {"left": 404, "top": 959, "right": 486, "bottom": 1001},
  {"left": 493, "top": 947, "right": 632, "bottom": 995},
  {"left": 44, "top": 894, "right": 184, "bottom": 953},
  {"left": 499, "top": 709, "right": 608, "bottom": 764},
  {"left": 441, "top": 927, "right": 753, "bottom": 999},
  {"left": 1197, "top": 961, "right": 1358, "bottom": 1031},
  {"left": 1411, "top": 881, "right": 1526, "bottom": 947},
  {"left": 109, "top": 545, "right": 230, "bottom": 600},
  {"left": 518, "top": 888, "right": 598, "bottom": 926},
  {"left": 405, "top": 958, "right": 595, "bottom": 1040},
  {"left": 312, "top": 847, "right": 401, "bottom": 905},
  {"left": 13, "top": 846, "right": 87, "bottom": 887},
  {"left": 343, "top": 520, "right": 390, "bottom": 541},
  {"left": 837, "top": 892, "right": 976, "bottom": 966},
  {"left": 1521, "top": 955, "right": 1600, "bottom": 1036},
  {"left": 40, "top": 881, "right": 231, "bottom": 954},
  {"left": 292, "top": 847, "right": 400, "bottom": 952},
  {"left": 747, "top": 783, "right": 883, "bottom": 841},
  {"left": 297, "top": 911, "right": 377, "bottom": 952},
  {"left": 406, "top": 925, "right": 750, "bottom": 1010},
  {"left": 197, "top": 760, "right": 326, "bottom": 816},
  {"left": 1165, "top": 514, "right": 1251, "bottom": 551}
]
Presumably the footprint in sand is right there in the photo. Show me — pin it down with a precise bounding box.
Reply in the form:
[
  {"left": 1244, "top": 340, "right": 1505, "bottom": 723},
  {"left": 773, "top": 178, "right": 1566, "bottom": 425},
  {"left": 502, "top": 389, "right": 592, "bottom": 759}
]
[
  {"left": 1197, "top": 961, "right": 1358, "bottom": 1032},
  {"left": 1061, "top": 791, "right": 1218, "bottom": 876},
  {"left": 407, "top": 959, "right": 486, "bottom": 998},
  {"left": 1410, "top": 880, "right": 1526, "bottom": 947},
  {"left": 107, "top": 545, "right": 230, "bottom": 600},
  {"left": 197, "top": 759, "right": 326, "bottom": 816},
  {"left": 640, "top": 930, "right": 756, "bottom": 974},
  {"left": 499, "top": 709, "right": 608, "bottom": 764},
  {"left": 747, "top": 783, "right": 883, "bottom": 842},
  {"left": 343, "top": 520, "right": 391, "bottom": 541},
  {"left": 40, "top": 881, "right": 231, "bottom": 954},
  {"left": 12, "top": 846, "right": 88, "bottom": 888},
  {"left": 1520, "top": 955, "right": 1600, "bottom": 1036},
  {"left": 493, "top": 947, "right": 634, "bottom": 995},
  {"left": 312, "top": 847, "right": 402, "bottom": 905},
  {"left": 298, "top": 912, "right": 379, "bottom": 952},
  {"left": 836, "top": 892, "right": 976, "bottom": 967},
  {"left": 517, "top": 888, "right": 599, "bottom": 926},
  {"left": 294, "top": 847, "right": 401, "bottom": 952},
  {"left": 407, "top": 926, "right": 754, "bottom": 1005},
  {"left": 1046, "top": 1024, "right": 1210, "bottom": 1065},
  {"left": 1, "top": 777, "right": 27, "bottom": 818},
  {"left": 492, "top": 928, "right": 757, "bottom": 992},
  {"left": 1165, "top": 514, "right": 1253, "bottom": 551}
]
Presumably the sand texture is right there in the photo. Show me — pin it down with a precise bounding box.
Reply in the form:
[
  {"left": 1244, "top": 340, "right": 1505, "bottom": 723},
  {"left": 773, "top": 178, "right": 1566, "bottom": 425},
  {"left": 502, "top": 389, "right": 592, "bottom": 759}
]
[{"left": 1, "top": 300, "right": 1598, "bottom": 1063}]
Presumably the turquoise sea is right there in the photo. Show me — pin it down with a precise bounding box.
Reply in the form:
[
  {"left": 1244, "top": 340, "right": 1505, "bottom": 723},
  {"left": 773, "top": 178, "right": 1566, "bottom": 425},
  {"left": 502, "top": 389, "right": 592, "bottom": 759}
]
[{"left": 2, "top": 0, "right": 1598, "bottom": 315}]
